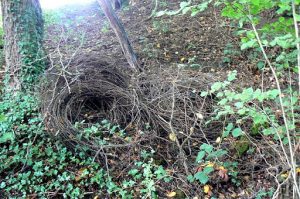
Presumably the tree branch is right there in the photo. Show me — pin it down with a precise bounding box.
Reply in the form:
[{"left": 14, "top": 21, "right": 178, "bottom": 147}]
[{"left": 97, "top": 0, "right": 140, "bottom": 71}]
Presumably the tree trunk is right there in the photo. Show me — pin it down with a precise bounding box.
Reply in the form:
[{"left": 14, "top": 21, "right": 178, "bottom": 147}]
[
  {"left": 97, "top": 0, "right": 140, "bottom": 71},
  {"left": 1, "top": 0, "right": 44, "bottom": 91}
]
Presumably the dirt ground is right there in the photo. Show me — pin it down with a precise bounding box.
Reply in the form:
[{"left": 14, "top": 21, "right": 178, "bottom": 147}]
[{"left": 44, "top": 0, "right": 256, "bottom": 79}]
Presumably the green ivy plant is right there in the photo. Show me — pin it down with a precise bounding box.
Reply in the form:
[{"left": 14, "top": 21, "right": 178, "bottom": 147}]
[{"left": 0, "top": 94, "right": 172, "bottom": 198}]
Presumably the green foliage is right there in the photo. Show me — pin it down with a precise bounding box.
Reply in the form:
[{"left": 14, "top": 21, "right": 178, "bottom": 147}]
[
  {"left": 188, "top": 143, "right": 228, "bottom": 185},
  {"left": 8, "top": 0, "right": 45, "bottom": 89},
  {"left": 160, "top": 0, "right": 300, "bottom": 72},
  {"left": 152, "top": 20, "right": 170, "bottom": 33},
  {"left": 101, "top": 21, "right": 110, "bottom": 33},
  {"left": 43, "top": 10, "right": 63, "bottom": 26},
  {"left": 219, "top": 0, "right": 300, "bottom": 71},
  {"left": 255, "top": 188, "right": 275, "bottom": 199},
  {"left": 233, "top": 136, "right": 250, "bottom": 157},
  {"left": 74, "top": 119, "right": 126, "bottom": 144},
  {"left": 154, "top": 0, "right": 213, "bottom": 17},
  {"left": 0, "top": 92, "right": 171, "bottom": 198},
  {"left": 202, "top": 70, "right": 298, "bottom": 145},
  {"left": 128, "top": 151, "right": 172, "bottom": 198}
]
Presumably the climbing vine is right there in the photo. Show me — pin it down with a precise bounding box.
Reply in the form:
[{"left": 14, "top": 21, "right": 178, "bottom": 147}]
[{"left": 4, "top": 0, "right": 45, "bottom": 89}]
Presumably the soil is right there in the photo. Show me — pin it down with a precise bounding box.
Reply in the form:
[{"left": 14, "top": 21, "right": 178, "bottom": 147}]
[{"left": 44, "top": 0, "right": 254, "bottom": 81}]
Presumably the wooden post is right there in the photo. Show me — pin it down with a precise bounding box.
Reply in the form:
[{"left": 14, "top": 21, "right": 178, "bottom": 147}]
[{"left": 97, "top": 0, "right": 140, "bottom": 71}]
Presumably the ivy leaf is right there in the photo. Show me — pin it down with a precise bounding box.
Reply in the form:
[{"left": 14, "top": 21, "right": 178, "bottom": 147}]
[
  {"left": 197, "top": 2, "right": 209, "bottom": 12},
  {"left": 295, "top": 14, "right": 300, "bottom": 21},
  {"left": 203, "top": 166, "right": 214, "bottom": 174},
  {"left": 267, "top": 89, "right": 279, "bottom": 99},
  {"left": 0, "top": 182, "right": 6, "bottom": 189},
  {"left": 200, "top": 91, "right": 208, "bottom": 97},
  {"left": 218, "top": 98, "right": 228, "bottom": 106},
  {"left": 276, "top": 3, "right": 291, "bottom": 14},
  {"left": 223, "top": 123, "right": 233, "bottom": 137},
  {"left": 180, "top": 1, "right": 191, "bottom": 9},
  {"left": 262, "top": 128, "right": 274, "bottom": 136},
  {"left": 257, "top": 61, "right": 265, "bottom": 69},
  {"left": 0, "top": 114, "right": 6, "bottom": 122},
  {"left": 187, "top": 174, "right": 195, "bottom": 183},
  {"left": 211, "top": 82, "right": 223, "bottom": 93},
  {"left": 200, "top": 143, "right": 213, "bottom": 153},
  {"left": 207, "top": 149, "right": 228, "bottom": 159},
  {"left": 194, "top": 171, "right": 209, "bottom": 184},
  {"left": 232, "top": 128, "right": 243, "bottom": 137},
  {"left": 253, "top": 113, "right": 267, "bottom": 125},
  {"left": 234, "top": 102, "right": 244, "bottom": 109},
  {"left": 196, "top": 151, "right": 206, "bottom": 163},
  {"left": 227, "top": 70, "right": 237, "bottom": 81},
  {"left": 251, "top": 0, "right": 260, "bottom": 6},
  {"left": 241, "top": 40, "right": 256, "bottom": 50},
  {"left": 0, "top": 132, "right": 14, "bottom": 143}
]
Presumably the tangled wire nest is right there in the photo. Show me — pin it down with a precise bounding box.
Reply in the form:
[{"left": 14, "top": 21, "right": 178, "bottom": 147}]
[{"left": 41, "top": 58, "right": 219, "bottom": 152}]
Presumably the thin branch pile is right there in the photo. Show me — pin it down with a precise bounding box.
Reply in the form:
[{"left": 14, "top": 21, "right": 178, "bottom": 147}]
[{"left": 41, "top": 59, "right": 220, "bottom": 152}]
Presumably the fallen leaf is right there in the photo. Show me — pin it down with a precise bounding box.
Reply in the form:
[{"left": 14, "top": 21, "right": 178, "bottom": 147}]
[
  {"left": 215, "top": 137, "right": 221, "bottom": 144},
  {"left": 280, "top": 172, "right": 289, "bottom": 179},
  {"left": 166, "top": 191, "right": 176, "bottom": 197},
  {"left": 218, "top": 168, "right": 229, "bottom": 182},
  {"left": 206, "top": 162, "right": 214, "bottom": 168},
  {"left": 203, "top": 185, "right": 210, "bottom": 194},
  {"left": 196, "top": 166, "right": 203, "bottom": 173},
  {"left": 196, "top": 112, "right": 204, "bottom": 120},
  {"left": 190, "top": 127, "right": 194, "bottom": 134},
  {"left": 75, "top": 168, "right": 88, "bottom": 182},
  {"left": 169, "top": 133, "right": 177, "bottom": 142}
]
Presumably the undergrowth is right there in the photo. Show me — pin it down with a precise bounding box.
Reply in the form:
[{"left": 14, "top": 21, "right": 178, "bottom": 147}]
[
  {"left": 1, "top": 0, "right": 300, "bottom": 198},
  {"left": 156, "top": 0, "right": 300, "bottom": 197},
  {"left": 0, "top": 93, "right": 173, "bottom": 198}
]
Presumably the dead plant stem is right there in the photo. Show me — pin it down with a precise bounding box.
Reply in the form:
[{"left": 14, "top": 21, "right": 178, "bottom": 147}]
[{"left": 250, "top": 18, "right": 300, "bottom": 197}]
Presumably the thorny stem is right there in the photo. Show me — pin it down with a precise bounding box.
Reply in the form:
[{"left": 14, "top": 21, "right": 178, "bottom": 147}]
[
  {"left": 292, "top": 1, "right": 300, "bottom": 94},
  {"left": 250, "top": 17, "right": 300, "bottom": 197}
]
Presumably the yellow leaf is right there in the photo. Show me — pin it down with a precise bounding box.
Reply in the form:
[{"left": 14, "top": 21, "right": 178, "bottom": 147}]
[
  {"left": 169, "top": 133, "right": 177, "bottom": 142},
  {"left": 180, "top": 57, "right": 185, "bottom": 62},
  {"left": 296, "top": 167, "right": 300, "bottom": 173},
  {"left": 75, "top": 168, "right": 88, "bottom": 182},
  {"left": 206, "top": 162, "right": 214, "bottom": 168},
  {"left": 281, "top": 172, "right": 289, "bottom": 179},
  {"left": 93, "top": 196, "right": 99, "bottom": 199},
  {"left": 203, "top": 185, "right": 210, "bottom": 194},
  {"left": 218, "top": 166, "right": 225, "bottom": 170},
  {"left": 157, "top": 43, "right": 161, "bottom": 48},
  {"left": 166, "top": 191, "right": 177, "bottom": 197},
  {"left": 215, "top": 137, "right": 221, "bottom": 144}
]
